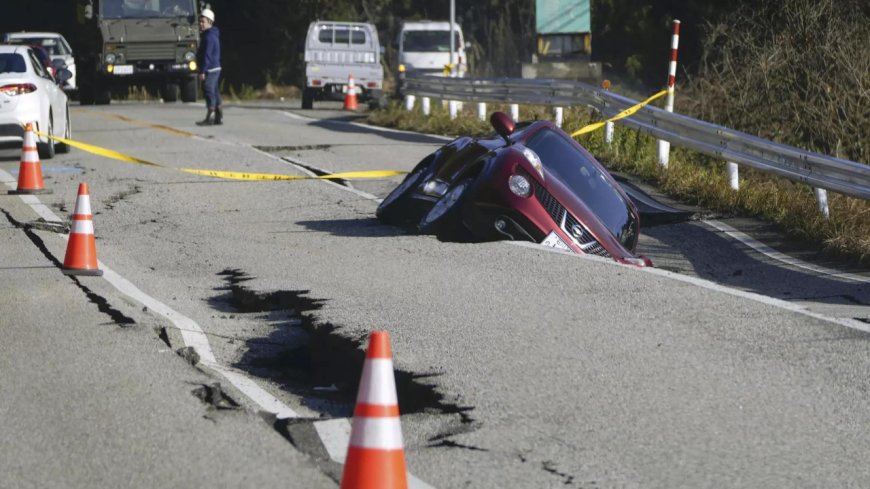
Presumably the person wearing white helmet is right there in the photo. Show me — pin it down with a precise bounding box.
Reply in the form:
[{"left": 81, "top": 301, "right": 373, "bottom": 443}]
[{"left": 196, "top": 7, "right": 223, "bottom": 125}]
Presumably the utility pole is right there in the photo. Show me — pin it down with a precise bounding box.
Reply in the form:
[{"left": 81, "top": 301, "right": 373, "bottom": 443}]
[{"left": 449, "top": 0, "right": 455, "bottom": 77}]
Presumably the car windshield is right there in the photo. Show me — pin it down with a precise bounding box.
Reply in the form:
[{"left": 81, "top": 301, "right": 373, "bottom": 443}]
[
  {"left": 100, "top": 0, "right": 196, "bottom": 18},
  {"left": 6, "top": 37, "right": 70, "bottom": 56},
  {"left": 402, "top": 31, "right": 461, "bottom": 52},
  {"left": 525, "top": 129, "right": 637, "bottom": 248},
  {"left": 0, "top": 53, "right": 27, "bottom": 74}
]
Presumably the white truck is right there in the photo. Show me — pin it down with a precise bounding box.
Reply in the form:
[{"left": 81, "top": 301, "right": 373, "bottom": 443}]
[
  {"left": 396, "top": 20, "right": 467, "bottom": 95},
  {"left": 302, "top": 21, "right": 386, "bottom": 109}
]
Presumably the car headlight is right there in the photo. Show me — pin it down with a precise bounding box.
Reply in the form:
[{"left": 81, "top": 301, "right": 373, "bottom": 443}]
[
  {"left": 508, "top": 174, "right": 532, "bottom": 198},
  {"left": 104, "top": 53, "right": 116, "bottom": 64},
  {"left": 183, "top": 51, "right": 196, "bottom": 62},
  {"left": 521, "top": 147, "right": 545, "bottom": 181}
]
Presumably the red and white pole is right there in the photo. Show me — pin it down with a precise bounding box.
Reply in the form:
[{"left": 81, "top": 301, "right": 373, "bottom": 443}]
[{"left": 657, "top": 19, "right": 680, "bottom": 167}]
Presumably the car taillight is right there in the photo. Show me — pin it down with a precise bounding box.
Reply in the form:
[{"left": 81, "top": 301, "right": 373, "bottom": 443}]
[{"left": 0, "top": 84, "right": 37, "bottom": 95}]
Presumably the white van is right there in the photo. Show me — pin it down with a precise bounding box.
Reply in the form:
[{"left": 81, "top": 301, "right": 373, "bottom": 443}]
[{"left": 397, "top": 21, "right": 467, "bottom": 79}]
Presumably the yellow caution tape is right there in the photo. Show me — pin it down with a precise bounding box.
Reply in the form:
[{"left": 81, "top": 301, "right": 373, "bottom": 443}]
[
  {"left": 571, "top": 89, "right": 668, "bottom": 137},
  {"left": 34, "top": 130, "right": 406, "bottom": 181}
]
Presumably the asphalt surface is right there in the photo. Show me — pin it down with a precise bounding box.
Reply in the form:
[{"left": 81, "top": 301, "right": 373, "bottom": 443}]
[{"left": 0, "top": 100, "right": 868, "bottom": 488}]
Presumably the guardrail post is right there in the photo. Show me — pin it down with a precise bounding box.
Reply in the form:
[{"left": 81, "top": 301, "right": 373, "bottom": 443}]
[
  {"left": 727, "top": 162, "right": 739, "bottom": 190},
  {"left": 554, "top": 107, "right": 563, "bottom": 128},
  {"left": 814, "top": 188, "right": 830, "bottom": 218},
  {"left": 404, "top": 94, "right": 415, "bottom": 112},
  {"left": 477, "top": 102, "right": 487, "bottom": 121},
  {"left": 510, "top": 104, "right": 519, "bottom": 121},
  {"left": 422, "top": 96, "right": 431, "bottom": 116},
  {"left": 448, "top": 100, "right": 458, "bottom": 119},
  {"left": 657, "top": 20, "right": 680, "bottom": 168},
  {"left": 602, "top": 80, "right": 614, "bottom": 145}
]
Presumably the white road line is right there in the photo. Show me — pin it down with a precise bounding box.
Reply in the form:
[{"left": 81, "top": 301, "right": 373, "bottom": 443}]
[
  {"left": 511, "top": 241, "right": 870, "bottom": 333},
  {"left": 704, "top": 219, "right": 870, "bottom": 284}
]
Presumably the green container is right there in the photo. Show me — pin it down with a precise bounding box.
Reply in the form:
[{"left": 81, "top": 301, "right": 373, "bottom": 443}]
[{"left": 535, "top": 0, "right": 591, "bottom": 34}]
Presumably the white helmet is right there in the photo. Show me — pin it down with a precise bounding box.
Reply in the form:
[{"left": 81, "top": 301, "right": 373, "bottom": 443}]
[{"left": 200, "top": 8, "right": 215, "bottom": 22}]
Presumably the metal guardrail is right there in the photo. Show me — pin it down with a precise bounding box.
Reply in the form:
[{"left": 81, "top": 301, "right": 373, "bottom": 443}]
[{"left": 403, "top": 74, "right": 870, "bottom": 201}]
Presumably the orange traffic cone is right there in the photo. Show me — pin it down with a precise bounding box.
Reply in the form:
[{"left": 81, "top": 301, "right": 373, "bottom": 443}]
[
  {"left": 340, "top": 331, "right": 408, "bottom": 489},
  {"left": 9, "top": 123, "right": 52, "bottom": 195},
  {"left": 62, "top": 182, "right": 102, "bottom": 276},
  {"left": 343, "top": 73, "right": 359, "bottom": 111}
]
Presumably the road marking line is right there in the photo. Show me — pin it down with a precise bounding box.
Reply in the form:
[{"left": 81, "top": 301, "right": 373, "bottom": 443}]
[
  {"left": 510, "top": 240, "right": 870, "bottom": 333},
  {"left": 703, "top": 219, "right": 870, "bottom": 284}
]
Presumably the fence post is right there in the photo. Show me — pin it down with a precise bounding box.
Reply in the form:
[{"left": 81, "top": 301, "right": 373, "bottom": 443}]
[
  {"left": 405, "top": 94, "right": 415, "bottom": 112},
  {"left": 510, "top": 103, "right": 519, "bottom": 121},
  {"left": 477, "top": 102, "right": 487, "bottom": 121},
  {"left": 814, "top": 188, "right": 830, "bottom": 218},
  {"left": 422, "top": 96, "right": 431, "bottom": 116},
  {"left": 602, "top": 80, "right": 614, "bottom": 145},
  {"left": 657, "top": 19, "right": 680, "bottom": 168},
  {"left": 553, "top": 107, "right": 564, "bottom": 128},
  {"left": 727, "top": 162, "right": 739, "bottom": 190}
]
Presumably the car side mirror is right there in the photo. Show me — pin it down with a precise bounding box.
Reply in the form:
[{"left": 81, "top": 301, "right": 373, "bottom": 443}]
[
  {"left": 56, "top": 68, "right": 73, "bottom": 84},
  {"left": 490, "top": 111, "right": 515, "bottom": 144}
]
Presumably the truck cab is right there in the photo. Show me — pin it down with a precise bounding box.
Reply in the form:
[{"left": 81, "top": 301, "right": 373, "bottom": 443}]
[
  {"left": 75, "top": 0, "right": 200, "bottom": 104},
  {"left": 302, "top": 21, "right": 386, "bottom": 110}
]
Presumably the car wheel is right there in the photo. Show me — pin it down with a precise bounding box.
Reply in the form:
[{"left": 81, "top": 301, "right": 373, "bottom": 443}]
[
  {"left": 301, "top": 88, "right": 314, "bottom": 109},
  {"left": 56, "top": 107, "right": 71, "bottom": 154},
  {"left": 418, "top": 176, "right": 474, "bottom": 241},
  {"left": 376, "top": 158, "right": 432, "bottom": 228},
  {"left": 38, "top": 117, "right": 56, "bottom": 160}
]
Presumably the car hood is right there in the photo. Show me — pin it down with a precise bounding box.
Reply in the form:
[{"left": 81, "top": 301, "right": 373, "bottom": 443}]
[{"left": 101, "top": 19, "right": 198, "bottom": 43}]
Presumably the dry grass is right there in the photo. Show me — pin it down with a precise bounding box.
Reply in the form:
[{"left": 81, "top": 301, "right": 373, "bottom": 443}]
[{"left": 367, "top": 102, "right": 870, "bottom": 265}]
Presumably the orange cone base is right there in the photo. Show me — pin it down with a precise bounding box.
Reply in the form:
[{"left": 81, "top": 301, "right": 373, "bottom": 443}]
[
  {"left": 62, "top": 268, "right": 103, "bottom": 276},
  {"left": 340, "top": 448, "right": 408, "bottom": 489},
  {"left": 9, "top": 188, "right": 52, "bottom": 195}
]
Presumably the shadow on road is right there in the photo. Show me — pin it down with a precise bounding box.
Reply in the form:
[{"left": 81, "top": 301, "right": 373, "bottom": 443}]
[
  {"left": 296, "top": 217, "right": 407, "bottom": 238},
  {"left": 642, "top": 221, "right": 870, "bottom": 311}
]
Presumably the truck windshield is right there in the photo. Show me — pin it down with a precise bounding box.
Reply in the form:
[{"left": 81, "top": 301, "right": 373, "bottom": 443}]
[
  {"left": 100, "top": 0, "right": 196, "bottom": 19},
  {"left": 402, "top": 31, "right": 461, "bottom": 53}
]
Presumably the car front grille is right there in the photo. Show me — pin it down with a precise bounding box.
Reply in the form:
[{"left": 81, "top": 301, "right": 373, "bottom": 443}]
[
  {"left": 125, "top": 44, "right": 176, "bottom": 61},
  {"left": 534, "top": 184, "right": 612, "bottom": 258}
]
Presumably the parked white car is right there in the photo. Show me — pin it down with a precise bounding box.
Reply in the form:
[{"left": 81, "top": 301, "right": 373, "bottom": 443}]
[
  {"left": 4, "top": 32, "right": 76, "bottom": 91},
  {"left": 0, "top": 44, "right": 71, "bottom": 158}
]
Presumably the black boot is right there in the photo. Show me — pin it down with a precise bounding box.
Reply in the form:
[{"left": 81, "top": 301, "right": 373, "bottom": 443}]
[
  {"left": 214, "top": 106, "right": 223, "bottom": 125},
  {"left": 196, "top": 110, "right": 213, "bottom": 126}
]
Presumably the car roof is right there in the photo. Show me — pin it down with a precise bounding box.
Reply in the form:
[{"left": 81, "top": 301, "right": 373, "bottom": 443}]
[
  {"left": 401, "top": 21, "right": 461, "bottom": 32},
  {"left": 5, "top": 32, "right": 66, "bottom": 39},
  {"left": 0, "top": 44, "right": 32, "bottom": 54}
]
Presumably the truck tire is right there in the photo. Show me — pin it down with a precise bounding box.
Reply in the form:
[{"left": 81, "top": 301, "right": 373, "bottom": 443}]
[
  {"left": 368, "top": 89, "right": 388, "bottom": 110},
  {"left": 94, "top": 84, "right": 111, "bottom": 105},
  {"left": 78, "top": 84, "right": 95, "bottom": 105},
  {"left": 181, "top": 77, "right": 197, "bottom": 102},
  {"left": 301, "top": 87, "right": 314, "bottom": 109},
  {"left": 161, "top": 83, "right": 180, "bottom": 102}
]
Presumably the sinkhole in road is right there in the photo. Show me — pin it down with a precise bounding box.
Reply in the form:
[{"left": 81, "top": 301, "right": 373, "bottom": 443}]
[{"left": 214, "top": 268, "right": 473, "bottom": 421}]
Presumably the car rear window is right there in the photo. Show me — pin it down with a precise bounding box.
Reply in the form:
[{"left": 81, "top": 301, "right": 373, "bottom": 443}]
[
  {"left": 0, "top": 54, "right": 27, "bottom": 74},
  {"left": 525, "top": 129, "right": 636, "bottom": 246},
  {"left": 318, "top": 28, "right": 367, "bottom": 45},
  {"left": 7, "top": 37, "right": 70, "bottom": 56}
]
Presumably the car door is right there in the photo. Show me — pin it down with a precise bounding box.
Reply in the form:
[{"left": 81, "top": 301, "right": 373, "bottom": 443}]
[{"left": 26, "top": 48, "right": 65, "bottom": 139}]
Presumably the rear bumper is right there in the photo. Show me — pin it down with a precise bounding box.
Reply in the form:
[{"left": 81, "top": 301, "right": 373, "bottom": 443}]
[{"left": 0, "top": 123, "right": 25, "bottom": 142}]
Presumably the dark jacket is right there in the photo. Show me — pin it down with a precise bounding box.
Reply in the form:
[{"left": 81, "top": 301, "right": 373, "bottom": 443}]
[{"left": 197, "top": 26, "right": 221, "bottom": 73}]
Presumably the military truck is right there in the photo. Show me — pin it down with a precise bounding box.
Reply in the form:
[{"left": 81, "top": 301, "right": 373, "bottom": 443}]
[
  {"left": 521, "top": 0, "right": 601, "bottom": 83},
  {"left": 74, "top": 0, "right": 201, "bottom": 105}
]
